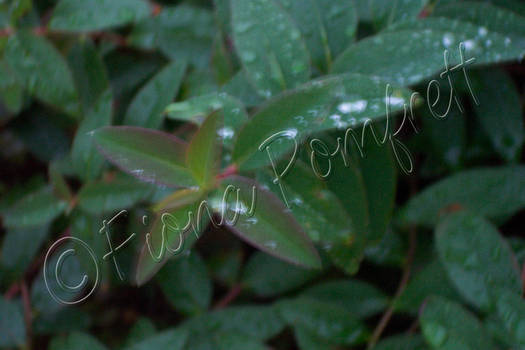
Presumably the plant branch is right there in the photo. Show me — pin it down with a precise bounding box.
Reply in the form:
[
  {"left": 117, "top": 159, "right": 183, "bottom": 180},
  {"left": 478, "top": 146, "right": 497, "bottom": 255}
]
[
  {"left": 20, "top": 281, "right": 33, "bottom": 349},
  {"left": 213, "top": 284, "right": 242, "bottom": 309}
]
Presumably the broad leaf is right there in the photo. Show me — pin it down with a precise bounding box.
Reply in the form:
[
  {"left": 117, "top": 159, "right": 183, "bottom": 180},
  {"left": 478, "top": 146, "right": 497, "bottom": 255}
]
[
  {"left": 231, "top": 0, "right": 310, "bottom": 97},
  {"left": 186, "top": 111, "right": 221, "bottom": 187},
  {"left": 400, "top": 166, "right": 525, "bottom": 227},
  {"left": 420, "top": 297, "right": 494, "bottom": 350},
  {"left": 493, "top": 288, "right": 525, "bottom": 348},
  {"left": 49, "top": 332, "right": 108, "bottom": 350},
  {"left": 233, "top": 73, "right": 412, "bottom": 170},
  {"left": 123, "top": 60, "right": 187, "bottom": 129},
  {"left": 276, "top": 0, "right": 357, "bottom": 71},
  {"left": 50, "top": 0, "right": 150, "bottom": 32},
  {"left": 473, "top": 68, "right": 524, "bottom": 162},
  {"left": 156, "top": 253, "right": 212, "bottom": 315},
  {"left": 375, "top": 335, "right": 428, "bottom": 350},
  {"left": 435, "top": 212, "right": 522, "bottom": 311},
  {"left": 124, "top": 328, "right": 188, "bottom": 350},
  {"left": 4, "top": 32, "right": 79, "bottom": 116},
  {"left": 0, "top": 297, "right": 26, "bottom": 348},
  {"left": 333, "top": 18, "right": 525, "bottom": 86},
  {"left": 93, "top": 126, "right": 197, "bottom": 188},
  {"left": 213, "top": 176, "right": 321, "bottom": 269}
]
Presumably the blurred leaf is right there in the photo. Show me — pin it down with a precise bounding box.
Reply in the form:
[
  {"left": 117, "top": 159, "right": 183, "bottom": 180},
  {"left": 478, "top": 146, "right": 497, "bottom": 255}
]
[
  {"left": 493, "top": 288, "right": 525, "bottom": 348},
  {"left": 124, "top": 328, "right": 188, "bottom": 350},
  {"left": 49, "top": 332, "right": 108, "bottom": 350},
  {"left": 50, "top": 0, "right": 149, "bottom": 32},
  {"left": 220, "top": 70, "right": 264, "bottom": 107},
  {"left": 93, "top": 126, "right": 196, "bottom": 188},
  {"left": 71, "top": 89, "right": 113, "bottom": 181},
  {"left": 473, "top": 68, "right": 524, "bottom": 162},
  {"left": 3, "top": 186, "right": 66, "bottom": 229},
  {"left": 0, "top": 297, "right": 26, "bottom": 347},
  {"left": 77, "top": 179, "right": 153, "bottom": 215},
  {"left": 186, "top": 111, "right": 221, "bottom": 187},
  {"left": 33, "top": 308, "right": 91, "bottom": 335},
  {"left": 374, "top": 334, "right": 428, "bottom": 350},
  {"left": 0, "top": 59, "right": 24, "bottom": 114},
  {"left": 241, "top": 251, "right": 320, "bottom": 297},
  {"left": 123, "top": 60, "right": 187, "bottom": 129},
  {"left": 67, "top": 39, "right": 110, "bottom": 114},
  {"left": 157, "top": 253, "right": 212, "bottom": 315},
  {"left": 301, "top": 279, "right": 388, "bottom": 318},
  {"left": 420, "top": 297, "right": 494, "bottom": 350},
  {"left": 276, "top": 0, "right": 357, "bottom": 71},
  {"left": 369, "top": 0, "right": 429, "bottom": 28},
  {"left": 4, "top": 31, "right": 79, "bottom": 116},
  {"left": 435, "top": 212, "right": 522, "bottom": 311},
  {"left": 214, "top": 176, "right": 321, "bottom": 269},
  {"left": 124, "top": 318, "right": 157, "bottom": 346},
  {"left": 129, "top": 5, "right": 214, "bottom": 68},
  {"left": 333, "top": 18, "right": 525, "bottom": 86},
  {"left": 400, "top": 166, "right": 525, "bottom": 227},
  {"left": 49, "top": 163, "right": 73, "bottom": 202},
  {"left": 233, "top": 73, "right": 411, "bottom": 170},
  {"left": 277, "top": 297, "right": 368, "bottom": 345},
  {"left": 211, "top": 332, "right": 268, "bottom": 350},
  {"left": 231, "top": 0, "right": 310, "bottom": 98},
  {"left": 293, "top": 326, "right": 335, "bottom": 350}
]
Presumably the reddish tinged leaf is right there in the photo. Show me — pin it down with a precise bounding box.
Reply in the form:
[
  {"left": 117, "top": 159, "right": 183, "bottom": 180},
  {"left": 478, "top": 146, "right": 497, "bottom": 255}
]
[{"left": 92, "top": 126, "right": 197, "bottom": 188}]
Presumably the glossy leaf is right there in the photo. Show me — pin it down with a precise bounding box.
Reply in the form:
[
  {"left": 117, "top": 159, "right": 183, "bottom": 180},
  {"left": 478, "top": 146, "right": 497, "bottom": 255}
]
[
  {"left": 50, "top": 0, "right": 150, "bottom": 32},
  {"left": 93, "top": 126, "right": 196, "bottom": 188},
  {"left": 233, "top": 73, "right": 412, "bottom": 170},
  {"left": 4, "top": 31, "right": 79, "bottom": 116},
  {"left": 186, "top": 112, "right": 221, "bottom": 187},
  {"left": 231, "top": 0, "right": 310, "bottom": 97},
  {"left": 369, "top": 0, "right": 429, "bottom": 28},
  {"left": 276, "top": 0, "right": 357, "bottom": 71},
  {"left": 473, "top": 68, "right": 524, "bottom": 162},
  {"left": 3, "top": 186, "right": 67, "bottom": 229},
  {"left": 241, "top": 251, "right": 320, "bottom": 297},
  {"left": 420, "top": 297, "right": 494, "bottom": 350},
  {"left": 400, "top": 166, "right": 525, "bottom": 227},
  {"left": 123, "top": 60, "right": 187, "bottom": 129},
  {"left": 333, "top": 18, "right": 525, "bottom": 86},
  {"left": 301, "top": 279, "right": 388, "bottom": 318},
  {"left": 71, "top": 89, "right": 113, "bottom": 181},
  {"left": 156, "top": 253, "right": 212, "bottom": 315},
  {"left": 213, "top": 176, "right": 321, "bottom": 269},
  {"left": 277, "top": 297, "right": 368, "bottom": 345},
  {"left": 435, "top": 212, "right": 522, "bottom": 311}
]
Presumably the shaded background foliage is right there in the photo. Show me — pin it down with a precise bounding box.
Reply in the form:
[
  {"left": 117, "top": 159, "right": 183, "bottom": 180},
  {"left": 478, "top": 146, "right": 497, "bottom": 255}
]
[{"left": 0, "top": 0, "right": 525, "bottom": 349}]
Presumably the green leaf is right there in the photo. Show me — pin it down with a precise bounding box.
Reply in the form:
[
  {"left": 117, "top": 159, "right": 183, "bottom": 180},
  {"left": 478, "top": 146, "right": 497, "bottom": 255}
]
[
  {"left": 186, "top": 112, "right": 221, "bottom": 187},
  {"left": 301, "top": 279, "right": 388, "bottom": 318},
  {"left": 165, "top": 93, "right": 249, "bottom": 149},
  {"left": 156, "top": 253, "right": 212, "bottom": 315},
  {"left": 3, "top": 186, "right": 66, "bottom": 229},
  {"left": 493, "top": 288, "right": 525, "bottom": 348},
  {"left": 211, "top": 332, "right": 268, "bottom": 350},
  {"left": 241, "top": 251, "right": 320, "bottom": 297},
  {"left": 135, "top": 189, "right": 206, "bottom": 285},
  {"left": 123, "top": 61, "right": 187, "bottom": 129},
  {"left": 50, "top": 0, "right": 150, "bottom": 32},
  {"left": 435, "top": 212, "right": 522, "bottom": 311},
  {"left": 277, "top": 297, "right": 368, "bottom": 345},
  {"left": 276, "top": 0, "right": 357, "bottom": 71},
  {"left": 369, "top": 0, "right": 429, "bottom": 28},
  {"left": 125, "top": 328, "right": 188, "bottom": 350},
  {"left": 33, "top": 308, "right": 91, "bottom": 336},
  {"left": 49, "top": 332, "right": 108, "bottom": 350},
  {"left": 124, "top": 318, "right": 156, "bottom": 346},
  {"left": 399, "top": 166, "right": 525, "bottom": 227},
  {"left": 332, "top": 18, "right": 525, "bottom": 86},
  {"left": 433, "top": 1, "right": 525, "bottom": 38},
  {"left": 214, "top": 176, "right": 321, "bottom": 269},
  {"left": 220, "top": 70, "right": 264, "bottom": 107},
  {"left": 0, "top": 297, "right": 26, "bottom": 348},
  {"left": 420, "top": 297, "right": 494, "bottom": 350},
  {"left": 294, "top": 326, "right": 335, "bottom": 350},
  {"left": 4, "top": 31, "right": 79, "bottom": 116},
  {"left": 394, "top": 260, "right": 461, "bottom": 314},
  {"left": 76, "top": 179, "right": 153, "bottom": 215},
  {"left": 233, "top": 73, "right": 412, "bottom": 170},
  {"left": 231, "top": 0, "right": 310, "bottom": 97},
  {"left": 473, "top": 68, "right": 524, "bottom": 162},
  {"left": 67, "top": 39, "right": 110, "bottom": 114},
  {"left": 0, "top": 59, "right": 24, "bottom": 114},
  {"left": 128, "top": 5, "right": 214, "bottom": 68},
  {"left": 374, "top": 335, "right": 428, "bottom": 350},
  {"left": 71, "top": 89, "right": 113, "bottom": 181},
  {"left": 93, "top": 126, "right": 197, "bottom": 188}
]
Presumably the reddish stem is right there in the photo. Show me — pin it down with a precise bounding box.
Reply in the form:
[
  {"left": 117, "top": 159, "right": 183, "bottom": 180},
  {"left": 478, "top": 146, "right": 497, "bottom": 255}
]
[
  {"left": 4, "top": 283, "right": 20, "bottom": 299},
  {"left": 20, "top": 282, "right": 33, "bottom": 349},
  {"left": 216, "top": 164, "right": 238, "bottom": 180},
  {"left": 213, "top": 284, "right": 242, "bottom": 309}
]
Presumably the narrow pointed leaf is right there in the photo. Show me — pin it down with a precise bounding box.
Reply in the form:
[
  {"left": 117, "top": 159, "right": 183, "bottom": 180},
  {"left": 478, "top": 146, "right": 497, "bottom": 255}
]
[
  {"left": 214, "top": 176, "right": 321, "bottom": 269},
  {"left": 124, "top": 61, "right": 187, "bottom": 129},
  {"left": 93, "top": 126, "right": 196, "bottom": 188},
  {"left": 231, "top": 0, "right": 310, "bottom": 98}
]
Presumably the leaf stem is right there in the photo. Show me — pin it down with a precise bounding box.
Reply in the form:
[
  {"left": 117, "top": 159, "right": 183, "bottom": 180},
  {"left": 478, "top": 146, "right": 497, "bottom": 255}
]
[{"left": 213, "top": 284, "right": 242, "bottom": 309}]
